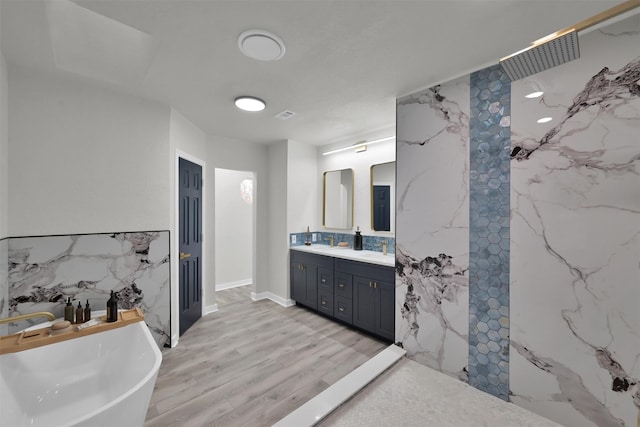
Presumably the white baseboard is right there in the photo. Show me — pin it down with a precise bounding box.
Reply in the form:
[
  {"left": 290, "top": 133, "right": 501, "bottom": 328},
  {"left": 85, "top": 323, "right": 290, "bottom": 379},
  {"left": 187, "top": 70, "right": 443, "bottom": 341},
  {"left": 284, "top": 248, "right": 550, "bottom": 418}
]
[
  {"left": 203, "top": 304, "right": 219, "bottom": 316},
  {"left": 215, "top": 278, "right": 252, "bottom": 291},
  {"left": 250, "top": 291, "right": 296, "bottom": 307}
]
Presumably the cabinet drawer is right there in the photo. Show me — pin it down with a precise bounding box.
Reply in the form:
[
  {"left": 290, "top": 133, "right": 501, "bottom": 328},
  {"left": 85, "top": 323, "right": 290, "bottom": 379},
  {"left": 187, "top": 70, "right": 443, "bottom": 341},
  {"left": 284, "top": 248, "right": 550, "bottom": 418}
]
[
  {"left": 291, "top": 250, "right": 334, "bottom": 270},
  {"left": 318, "top": 291, "right": 334, "bottom": 316},
  {"left": 334, "top": 295, "right": 352, "bottom": 324},
  {"left": 335, "top": 258, "right": 395, "bottom": 283},
  {"left": 334, "top": 272, "right": 352, "bottom": 298},
  {"left": 318, "top": 267, "right": 334, "bottom": 292}
]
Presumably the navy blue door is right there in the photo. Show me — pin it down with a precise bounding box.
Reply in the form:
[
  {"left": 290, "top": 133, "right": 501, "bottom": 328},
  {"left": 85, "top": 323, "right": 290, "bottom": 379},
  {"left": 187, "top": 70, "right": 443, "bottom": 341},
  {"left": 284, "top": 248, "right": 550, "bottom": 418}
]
[
  {"left": 373, "top": 185, "right": 391, "bottom": 231},
  {"left": 179, "top": 158, "right": 202, "bottom": 335}
]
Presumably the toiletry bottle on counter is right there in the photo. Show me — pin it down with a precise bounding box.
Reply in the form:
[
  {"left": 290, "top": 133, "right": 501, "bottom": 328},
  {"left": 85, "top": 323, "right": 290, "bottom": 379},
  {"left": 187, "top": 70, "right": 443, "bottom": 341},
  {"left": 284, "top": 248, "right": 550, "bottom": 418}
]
[
  {"left": 106, "top": 290, "right": 118, "bottom": 323},
  {"left": 84, "top": 300, "right": 91, "bottom": 321},
  {"left": 75, "top": 301, "right": 84, "bottom": 324},
  {"left": 354, "top": 226, "right": 363, "bottom": 251},
  {"left": 64, "top": 297, "right": 74, "bottom": 322}
]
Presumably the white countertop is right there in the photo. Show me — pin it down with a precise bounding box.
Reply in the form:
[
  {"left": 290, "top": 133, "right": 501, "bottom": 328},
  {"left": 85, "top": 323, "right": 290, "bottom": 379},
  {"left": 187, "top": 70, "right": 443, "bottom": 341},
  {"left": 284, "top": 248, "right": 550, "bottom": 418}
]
[{"left": 290, "top": 244, "right": 394, "bottom": 267}]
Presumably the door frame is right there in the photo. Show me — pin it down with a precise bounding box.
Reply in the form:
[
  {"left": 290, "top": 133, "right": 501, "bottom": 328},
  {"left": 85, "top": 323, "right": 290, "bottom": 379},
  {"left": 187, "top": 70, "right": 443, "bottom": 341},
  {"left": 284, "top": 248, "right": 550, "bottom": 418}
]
[{"left": 172, "top": 149, "right": 207, "bottom": 347}]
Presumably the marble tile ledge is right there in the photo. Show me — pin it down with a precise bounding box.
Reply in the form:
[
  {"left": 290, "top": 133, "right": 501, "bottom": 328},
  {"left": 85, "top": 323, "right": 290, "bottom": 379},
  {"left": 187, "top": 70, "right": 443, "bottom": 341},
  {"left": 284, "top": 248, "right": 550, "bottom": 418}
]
[{"left": 290, "top": 245, "right": 394, "bottom": 267}]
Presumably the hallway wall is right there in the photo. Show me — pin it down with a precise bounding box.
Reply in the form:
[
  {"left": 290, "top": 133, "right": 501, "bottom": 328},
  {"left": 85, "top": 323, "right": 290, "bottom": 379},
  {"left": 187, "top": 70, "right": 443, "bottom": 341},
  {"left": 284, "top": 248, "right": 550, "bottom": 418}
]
[{"left": 215, "top": 168, "right": 253, "bottom": 289}]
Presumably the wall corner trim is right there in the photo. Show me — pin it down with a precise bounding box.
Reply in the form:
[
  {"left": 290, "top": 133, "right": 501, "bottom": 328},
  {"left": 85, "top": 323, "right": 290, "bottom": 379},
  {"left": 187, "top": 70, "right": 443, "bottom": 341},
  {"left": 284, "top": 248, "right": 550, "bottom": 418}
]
[{"left": 250, "top": 292, "right": 296, "bottom": 307}]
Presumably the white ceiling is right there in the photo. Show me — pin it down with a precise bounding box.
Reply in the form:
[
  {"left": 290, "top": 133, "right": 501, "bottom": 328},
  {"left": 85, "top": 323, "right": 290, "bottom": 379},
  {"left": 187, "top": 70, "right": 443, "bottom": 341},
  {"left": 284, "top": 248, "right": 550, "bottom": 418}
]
[{"left": 0, "top": 0, "right": 621, "bottom": 146}]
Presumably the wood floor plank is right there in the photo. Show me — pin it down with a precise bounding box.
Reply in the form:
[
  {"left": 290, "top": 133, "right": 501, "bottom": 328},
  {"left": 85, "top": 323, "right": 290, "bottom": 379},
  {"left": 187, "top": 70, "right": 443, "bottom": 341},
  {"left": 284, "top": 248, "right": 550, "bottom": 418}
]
[{"left": 144, "top": 285, "right": 386, "bottom": 426}]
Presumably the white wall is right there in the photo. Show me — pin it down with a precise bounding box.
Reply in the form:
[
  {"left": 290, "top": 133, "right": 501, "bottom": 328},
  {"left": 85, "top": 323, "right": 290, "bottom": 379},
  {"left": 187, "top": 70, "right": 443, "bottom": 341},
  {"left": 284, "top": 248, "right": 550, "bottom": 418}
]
[
  {"left": 8, "top": 66, "right": 171, "bottom": 236},
  {"left": 317, "top": 128, "right": 395, "bottom": 236},
  {"left": 0, "top": 53, "right": 7, "bottom": 239},
  {"left": 214, "top": 168, "right": 253, "bottom": 288},
  {"left": 0, "top": 52, "right": 8, "bottom": 335},
  {"left": 287, "top": 140, "right": 317, "bottom": 235},
  {"left": 208, "top": 134, "right": 269, "bottom": 296},
  {"left": 268, "top": 141, "right": 288, "bottom": 300}
]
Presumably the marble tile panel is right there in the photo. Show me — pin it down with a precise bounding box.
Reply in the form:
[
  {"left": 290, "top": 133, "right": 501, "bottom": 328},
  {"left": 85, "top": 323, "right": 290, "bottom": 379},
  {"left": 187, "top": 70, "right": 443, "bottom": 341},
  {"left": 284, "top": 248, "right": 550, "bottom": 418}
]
[
  {"left": 395, "top": 76, "right": 470, "bottom": 379},
  {"left": 7, "top": 231, "right": 170, "bottom": 347},
  {"left": 0, "top": 238, "right": 7, "bottom": 336},
  {"left": 509, "top": 15, "right": 640, "bottom": 427}
]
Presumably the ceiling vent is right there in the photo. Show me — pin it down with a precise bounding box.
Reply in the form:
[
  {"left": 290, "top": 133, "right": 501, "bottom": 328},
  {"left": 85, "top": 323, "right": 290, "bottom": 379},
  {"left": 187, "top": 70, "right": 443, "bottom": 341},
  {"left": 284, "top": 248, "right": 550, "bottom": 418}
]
[
  {"left": 238, "top": 29, "right": 286, "bottom": 61},
  {"left": 275, "top": 110, "right": 296, "bottom": 120}
]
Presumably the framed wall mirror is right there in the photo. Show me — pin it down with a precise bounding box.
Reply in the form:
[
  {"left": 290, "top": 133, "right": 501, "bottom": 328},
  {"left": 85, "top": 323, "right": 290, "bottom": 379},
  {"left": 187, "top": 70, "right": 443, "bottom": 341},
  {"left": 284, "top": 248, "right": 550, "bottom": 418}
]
[
  {"left": 371, "top": 161, "right": 395, "bottom": 232},
  {"left": 323, "top": 168, "right": 354, "bottom": 229}
]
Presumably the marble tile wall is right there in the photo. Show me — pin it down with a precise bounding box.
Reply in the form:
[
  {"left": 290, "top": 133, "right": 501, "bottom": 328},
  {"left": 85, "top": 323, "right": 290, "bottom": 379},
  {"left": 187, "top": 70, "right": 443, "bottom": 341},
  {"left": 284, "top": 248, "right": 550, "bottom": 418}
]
[
  {"left": 509, "top": 16, "right": 639, "bottom": 427},
  {"left": 0, "top": 238, "right": 7, "bottom": 336},
  {"left": 395, "top": 77, "right": 470, "bottom": 380},
  {"left": 394, "top": 14, "right": 638, "bottom": 426},
  {"left": 7, "top": 231, "right": 171, "bottom": 347},
  {"left": 468, "top": 65, "right": 511, "bottom": 400}
]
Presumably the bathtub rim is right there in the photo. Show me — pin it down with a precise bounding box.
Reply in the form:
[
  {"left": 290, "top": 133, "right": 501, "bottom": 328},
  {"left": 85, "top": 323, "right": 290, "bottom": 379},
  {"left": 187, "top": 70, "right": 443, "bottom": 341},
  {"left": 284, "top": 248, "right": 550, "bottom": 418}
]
[
  {"left": 3, "top": 319, "right": 162, "bottom": 426},
  {"left": 72, "top": 320, "right": 162, "bottom": 426}
]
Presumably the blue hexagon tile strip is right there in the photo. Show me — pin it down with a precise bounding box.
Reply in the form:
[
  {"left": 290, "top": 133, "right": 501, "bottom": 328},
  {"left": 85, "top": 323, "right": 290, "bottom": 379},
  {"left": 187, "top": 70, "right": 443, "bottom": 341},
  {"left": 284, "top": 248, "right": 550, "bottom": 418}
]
[{"left": 468, "top": 65, "right": 511, "bottom": 401}]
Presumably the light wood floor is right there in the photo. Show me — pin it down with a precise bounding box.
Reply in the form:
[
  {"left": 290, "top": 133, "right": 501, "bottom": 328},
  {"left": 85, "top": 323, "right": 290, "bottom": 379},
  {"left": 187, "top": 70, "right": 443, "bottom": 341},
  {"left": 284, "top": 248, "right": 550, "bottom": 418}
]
[{"left": 144, "top": 285, "right": 387, "bottom": 427}]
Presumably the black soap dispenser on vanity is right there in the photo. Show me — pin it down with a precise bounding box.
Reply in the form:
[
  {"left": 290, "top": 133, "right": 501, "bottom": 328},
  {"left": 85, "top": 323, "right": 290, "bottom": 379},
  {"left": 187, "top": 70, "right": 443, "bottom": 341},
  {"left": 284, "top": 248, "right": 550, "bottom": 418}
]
[{"left": 354, "top": 226, "right": 363, "bottom": 251}]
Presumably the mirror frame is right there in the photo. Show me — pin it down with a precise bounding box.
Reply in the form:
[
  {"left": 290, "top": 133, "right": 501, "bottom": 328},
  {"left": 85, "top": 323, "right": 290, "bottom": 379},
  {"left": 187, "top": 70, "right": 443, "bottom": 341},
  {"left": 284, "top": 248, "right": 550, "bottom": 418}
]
[
  {"left": 322, "top": 168, "right": 354, "bottom": 229},
  {"left": 370, "top": 161, "right": 395, "bottom": 232}
]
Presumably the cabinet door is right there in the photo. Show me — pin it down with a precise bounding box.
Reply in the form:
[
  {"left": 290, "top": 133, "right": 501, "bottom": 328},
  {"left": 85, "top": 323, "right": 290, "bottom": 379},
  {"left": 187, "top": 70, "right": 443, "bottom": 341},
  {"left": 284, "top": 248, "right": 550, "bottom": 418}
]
[
  {"left": 303, "top": 263, "right": 318, "bottom": 309},
  {"left": 353, "top": 276, "right": 376, "bottom": 333},
  {"left": 291, "top": 261, "right": 318, "bottom": 309},
  {"left": 290, "top": 261, "right": 306, "bottom": 303},
  {"left": 374, "top": 280, "right": 395, "bottom": 341}
]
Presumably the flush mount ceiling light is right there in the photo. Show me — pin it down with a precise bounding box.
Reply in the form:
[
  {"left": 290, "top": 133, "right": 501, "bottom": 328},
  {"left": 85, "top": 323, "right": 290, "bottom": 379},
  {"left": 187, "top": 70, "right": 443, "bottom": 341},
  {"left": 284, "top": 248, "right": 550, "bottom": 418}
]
[
  {"left": 537, "top": 117, "right": 553, "bottom": 124},
  {"left": 234, "top": 96, "right": 266, "bottom": 112},
  {"left": 238, "top": 29, "right": 286, "bottom": 61}
]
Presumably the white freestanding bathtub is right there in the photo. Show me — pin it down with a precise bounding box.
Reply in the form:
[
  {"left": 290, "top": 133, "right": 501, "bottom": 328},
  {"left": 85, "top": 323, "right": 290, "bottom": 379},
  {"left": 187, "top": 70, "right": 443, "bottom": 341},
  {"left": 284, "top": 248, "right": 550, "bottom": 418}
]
[{"left": 0, "top": 320, "right": 162, "bottom": 427}]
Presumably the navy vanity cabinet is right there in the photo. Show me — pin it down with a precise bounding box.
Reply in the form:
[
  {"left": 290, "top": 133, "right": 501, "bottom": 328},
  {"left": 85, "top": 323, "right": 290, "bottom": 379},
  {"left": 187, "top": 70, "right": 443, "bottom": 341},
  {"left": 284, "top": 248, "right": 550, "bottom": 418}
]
[
  {"left": 335, "top": 259, "right": 395, "bottom": 342},
  {"left": 290, "top": 251, "right": 334, "bottom": 310}
]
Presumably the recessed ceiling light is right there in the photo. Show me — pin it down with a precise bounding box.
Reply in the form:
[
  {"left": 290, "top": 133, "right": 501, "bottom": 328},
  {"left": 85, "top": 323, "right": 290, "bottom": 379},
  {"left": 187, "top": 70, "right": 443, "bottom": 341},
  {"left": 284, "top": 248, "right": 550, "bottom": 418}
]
[
  {"left": 235, "top": 96, "right": 266, "bottom": 112},
  {"left": 525, "top": 91, "right": 544, "bottom": 98},
  {"left": 238, "top": 29, "right": 286, "bottom": 61},
  {"left": 537, "top": 117, "right": 553, "bottom": 124}
]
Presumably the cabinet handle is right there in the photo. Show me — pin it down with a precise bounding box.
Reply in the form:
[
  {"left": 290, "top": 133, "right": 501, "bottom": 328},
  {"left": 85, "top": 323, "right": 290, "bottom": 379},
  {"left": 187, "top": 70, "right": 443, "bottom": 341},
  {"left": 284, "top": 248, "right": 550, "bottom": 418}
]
[
  {"left": 369, "top": 281, "right": 372, "bottom": 288},
  {"left": 321, "top": 301, "right": 326, "bottom": 305},
  {"left": 374, "top": 282, "right": 377, "bottom": 289},
  {"left": 339, "top": 283, "right": 344, "bottom": 288},
  {"left": 322, "top": 279, "right": 326, "bottom": 283},
  {"left": 339, "top": 307, "right": 344, "bottom": 312}
]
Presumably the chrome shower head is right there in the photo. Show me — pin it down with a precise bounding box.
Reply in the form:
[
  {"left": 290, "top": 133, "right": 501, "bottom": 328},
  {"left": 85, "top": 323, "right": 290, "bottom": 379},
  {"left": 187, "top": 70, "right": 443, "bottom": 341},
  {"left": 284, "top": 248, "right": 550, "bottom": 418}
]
[{"left": 500, "top": 29, "right": 580, "bottom": 81}]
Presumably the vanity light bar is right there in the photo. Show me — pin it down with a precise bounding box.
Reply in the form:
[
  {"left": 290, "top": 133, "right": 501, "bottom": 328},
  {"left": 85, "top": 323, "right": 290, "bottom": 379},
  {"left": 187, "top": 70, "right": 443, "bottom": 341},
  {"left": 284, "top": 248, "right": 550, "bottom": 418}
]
[{"left": 322, "top": 136, "right": 395, "bottom": 156}]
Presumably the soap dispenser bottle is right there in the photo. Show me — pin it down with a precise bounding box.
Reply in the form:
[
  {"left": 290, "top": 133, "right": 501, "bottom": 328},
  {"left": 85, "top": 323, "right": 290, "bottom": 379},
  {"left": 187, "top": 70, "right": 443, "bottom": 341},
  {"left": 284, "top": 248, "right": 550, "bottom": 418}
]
[
  {"left": 354, "top": 226, "right": 363, "bottom": 251},
  {"left": 64, "top": 297, "right": 74, "bottom": 322},
  {"left": 75, "top": 301, "right": 84, "bottom": 324},
  {"left": 106, "top": 290, "right": 118, "bottom": 323},
  {"left": 84, "top": 300, "right": 91, "bottom": 322}
]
